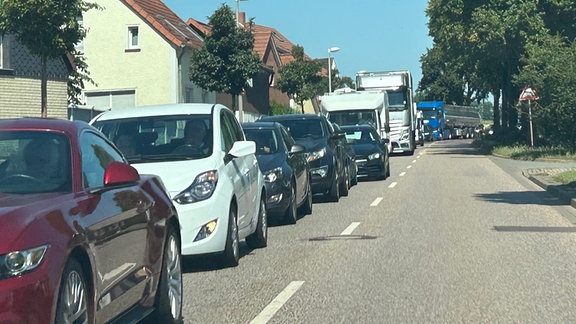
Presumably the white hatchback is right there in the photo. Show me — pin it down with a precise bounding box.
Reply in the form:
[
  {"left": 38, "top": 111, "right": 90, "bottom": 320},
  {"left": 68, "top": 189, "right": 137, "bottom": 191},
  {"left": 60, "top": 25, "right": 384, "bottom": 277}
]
[{"left": 91, "top": 103, "right": 267, "bottom": 267}]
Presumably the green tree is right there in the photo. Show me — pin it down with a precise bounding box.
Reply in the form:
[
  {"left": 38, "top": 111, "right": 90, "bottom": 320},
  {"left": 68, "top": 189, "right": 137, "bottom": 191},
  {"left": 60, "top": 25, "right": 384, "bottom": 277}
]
[
  {"left": 276, "top": 45, "right": 322, "bottom": 113},
  {"left": 0, "top": 0, "right": 99, "bottom": 117},
  {"left": 189, "top": 4, "right": 261, "bottom": 111}
]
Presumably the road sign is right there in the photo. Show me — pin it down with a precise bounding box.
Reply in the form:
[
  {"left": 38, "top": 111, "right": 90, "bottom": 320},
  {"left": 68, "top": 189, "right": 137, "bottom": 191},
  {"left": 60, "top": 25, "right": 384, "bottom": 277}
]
[{"left": 519, "top": 87, "right": 539, "bottom": 101}]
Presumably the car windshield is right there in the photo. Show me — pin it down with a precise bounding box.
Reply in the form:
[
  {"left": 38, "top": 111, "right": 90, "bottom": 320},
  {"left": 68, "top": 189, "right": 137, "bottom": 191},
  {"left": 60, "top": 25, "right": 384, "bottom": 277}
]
[
  {"left": 92, "top": 114, "right": 213, "bottom": 162},
  {"left": 0, "top": 131, "right": 72, "bottom": 194},
  {"left": 328, "top": 110, "right": 377, "bottom": 128},
  {"left": 276, "top": 119, "right": 324, "bottom": 140},
  {"left": 344, "top": 129, "right": 378, "bottom": 144},
  {"left": 243, "top": 129, "right": 278, "bottom": 155}
]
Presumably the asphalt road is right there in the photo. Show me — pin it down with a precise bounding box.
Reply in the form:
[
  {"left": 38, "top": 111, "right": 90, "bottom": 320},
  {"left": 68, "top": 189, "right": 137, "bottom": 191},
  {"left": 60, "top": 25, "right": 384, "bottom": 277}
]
[{"left": 177, "top": 139, "right": 576, "bottom": 323}]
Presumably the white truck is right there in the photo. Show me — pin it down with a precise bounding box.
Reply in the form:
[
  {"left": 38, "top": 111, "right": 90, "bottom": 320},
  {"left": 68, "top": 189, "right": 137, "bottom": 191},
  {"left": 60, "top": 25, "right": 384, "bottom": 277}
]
[
  {"left": 356, "top": 70, "right": 416, "bottom": 155},
  {"left": 320, "top": 88, "right": 391, "bottom": 152}
]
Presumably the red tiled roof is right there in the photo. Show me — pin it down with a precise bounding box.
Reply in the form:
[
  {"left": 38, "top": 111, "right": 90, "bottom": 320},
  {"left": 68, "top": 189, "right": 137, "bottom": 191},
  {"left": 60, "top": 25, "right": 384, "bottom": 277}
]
[{"left": 123, "top": 0, "right": 203, "bottom": 49}]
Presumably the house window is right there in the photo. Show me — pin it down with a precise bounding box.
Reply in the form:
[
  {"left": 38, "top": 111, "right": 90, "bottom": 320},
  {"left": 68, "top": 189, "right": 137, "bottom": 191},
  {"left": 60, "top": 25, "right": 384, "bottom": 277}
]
[
  {"left": 127, "top": 26, "right": 139, "bottom": 50},
  {"left": 85, "top": 90, "right": 136, "bottom": 110},
  {"left": 0, "top": 34, "right": 12, "bottom": 72}
]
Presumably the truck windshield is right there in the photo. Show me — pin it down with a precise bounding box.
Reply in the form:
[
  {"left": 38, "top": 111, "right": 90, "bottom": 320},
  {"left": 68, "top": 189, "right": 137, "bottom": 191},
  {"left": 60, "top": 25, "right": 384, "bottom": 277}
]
[
  {"left": 387, "top": 90, "right": 408, "bottom": 111},
  {"left": 328, "top": 110, "right": 377, "bottom": 128}
]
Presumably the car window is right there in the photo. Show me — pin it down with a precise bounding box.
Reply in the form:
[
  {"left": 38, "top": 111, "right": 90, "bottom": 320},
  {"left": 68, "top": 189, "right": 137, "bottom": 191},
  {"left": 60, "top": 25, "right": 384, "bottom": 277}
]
[
  {"left": 244, "top": 129, "right": 277, "bottom": 155},
  {"left": 220, "top": 112, "right": 236, "bottom": 152},
  {"left": 0, "top": 131, "right": 71, "bottom": 194},
  {"left": 92, "top": 114, "right": 212, "bottom": 161},
  {"left": 280, "top": 126, "right": 294, "bottom": 151},
  {"left": 80, "top": 131, "right": 124, "bottom": 189},
  {"left": 280, "top": 119, "right": 324, "bottom": 140}
]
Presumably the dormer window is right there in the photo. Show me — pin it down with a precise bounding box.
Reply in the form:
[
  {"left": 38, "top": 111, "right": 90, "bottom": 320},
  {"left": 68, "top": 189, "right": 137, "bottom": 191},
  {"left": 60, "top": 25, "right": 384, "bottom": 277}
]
[{"left": 127, "top": 26, "right": 140, "bottom": 51}]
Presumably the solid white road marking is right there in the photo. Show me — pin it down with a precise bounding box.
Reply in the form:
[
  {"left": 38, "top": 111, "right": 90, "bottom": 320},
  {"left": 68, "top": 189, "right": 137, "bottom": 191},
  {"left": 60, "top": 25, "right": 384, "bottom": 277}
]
[
  {"left": 341, "top": 222, "right": 360, "bottom": 235},
  {"left": 399, "top": 172, "right": 406, "bottom": 177},
  {"left": 370, "top": 197, "right": 383, "bottom": 206},
  {"left": 250, "top": 281, "right": 305, "bottom": 324},
  {"left": 388, "top": 182, "right": 397, "bottom": 188}
]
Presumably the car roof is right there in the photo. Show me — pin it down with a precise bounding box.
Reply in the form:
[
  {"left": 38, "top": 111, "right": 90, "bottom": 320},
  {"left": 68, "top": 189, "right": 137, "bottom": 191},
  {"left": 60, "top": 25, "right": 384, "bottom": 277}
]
[
  {"left": 340, "top": 124, "right": 376, "bottom": 130},
  {"left": 259, "top": 113, "right": 322, "bottom": 121},
  {"left": 0, "top": 117, "right": 91, "bottom": 134},
  {"left": 242, "top": 121, "right": 282, "bottom": 129},
  {"left": 91, "top": 103, "right": 221, "bottom": 121}
]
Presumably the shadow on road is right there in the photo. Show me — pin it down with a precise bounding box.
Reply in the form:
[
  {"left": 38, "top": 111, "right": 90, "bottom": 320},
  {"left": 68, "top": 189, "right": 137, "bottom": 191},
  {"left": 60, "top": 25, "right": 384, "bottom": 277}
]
[
  {"left": 474, "top": 190, "right": 568, "bottom": 206},
  {"left": 181, "top": 244, "right": 256, "bottom": 273}
]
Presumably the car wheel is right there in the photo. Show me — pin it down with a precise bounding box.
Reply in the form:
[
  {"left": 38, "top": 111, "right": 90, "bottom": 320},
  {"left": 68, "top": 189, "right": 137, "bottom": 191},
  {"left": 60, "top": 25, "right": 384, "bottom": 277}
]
[
  {"left": 298, "top": 177, "right": 313, "bottom": 216},
  {"left": 326, "top": 166, "right": 340, "bottom": 202},
  {"left": 386, "top": 157, "right": 391, "bottom": 177},
  {"left": 151, "top": 226, "right": 183, "bottom": 323},
  {"left": 284, "top": 182, "right": 297, "bottom": 225},
  {"left": 55, "top": 258, "right": 89, "bottom": 324},
  {"left": 221, "top": 203, "right": 240, "bottom": 267},
  {"left": 246, "top": 195, "right": 268, "bottom": 248},
  {"left": 340, "top": 164, "right": 350, "bottom": 197},
  {"left": 351, "top": 165, "right": 358, "bottom": 186}
]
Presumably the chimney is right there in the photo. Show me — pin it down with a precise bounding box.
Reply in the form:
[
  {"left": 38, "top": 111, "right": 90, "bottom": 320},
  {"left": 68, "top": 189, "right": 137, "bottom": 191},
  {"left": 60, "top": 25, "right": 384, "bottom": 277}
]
[{"left": 239, "top": 12, "right": 246, "bottom": 26}]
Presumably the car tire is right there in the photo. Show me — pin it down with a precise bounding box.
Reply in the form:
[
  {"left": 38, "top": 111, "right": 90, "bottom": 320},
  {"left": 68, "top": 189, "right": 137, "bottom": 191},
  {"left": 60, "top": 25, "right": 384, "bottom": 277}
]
[
  {"left": 246, "top": 194, "right": 268, "bottom": 249},
  {"left": 326, "top": 166, "right": 340, "bottom": 202},
  {"left": 151, "top": 226, "right": 183, "bottom": 323},
  {"left": 284, "top": 182, "right": 297, "bottom": 225},
  {"left": 340, "top": 164, "right": 350, "bottom": 197},
  {"left": 55, "top": 258, "right": 90, "bottom": 324},
  {"left": 386, "top": 158, "right": 391, "bottom": 178},
  {"left": 221, "top": 203, "right": 240, "bottom": 267},
  {"left": 298, "top": 177, "right": 313, "bottom": 216}
]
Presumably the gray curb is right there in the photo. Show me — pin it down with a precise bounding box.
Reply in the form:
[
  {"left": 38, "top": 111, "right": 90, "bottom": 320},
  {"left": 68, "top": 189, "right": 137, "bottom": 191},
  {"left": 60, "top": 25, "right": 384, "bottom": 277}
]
[{"left": 523, "top": 170, "right": 576, "bottom": 209}]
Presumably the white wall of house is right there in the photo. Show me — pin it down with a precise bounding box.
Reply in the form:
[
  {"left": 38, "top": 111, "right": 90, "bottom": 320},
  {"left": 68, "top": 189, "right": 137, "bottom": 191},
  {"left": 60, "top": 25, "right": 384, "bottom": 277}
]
[{"left": 82, "top": 0, "right": 205, "bottom": 109}]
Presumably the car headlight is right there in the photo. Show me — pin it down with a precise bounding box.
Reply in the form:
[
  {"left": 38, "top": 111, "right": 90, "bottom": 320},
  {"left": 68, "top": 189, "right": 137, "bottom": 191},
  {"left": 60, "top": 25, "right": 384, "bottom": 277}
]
[
  {"left": 264, "top": 167, "right": 283, "bottom": 183},
  {"left": 306, "top": 148, "right": 326, "bottom": 163},
  {"left": 368, "top": 152, "right": 381, "bottom": 160},
  {"left": 0, "top": 245, "right": 49, "bottom": 279},
  {"left": 173, "top": 170, "right": 218, "bottom": 204}
]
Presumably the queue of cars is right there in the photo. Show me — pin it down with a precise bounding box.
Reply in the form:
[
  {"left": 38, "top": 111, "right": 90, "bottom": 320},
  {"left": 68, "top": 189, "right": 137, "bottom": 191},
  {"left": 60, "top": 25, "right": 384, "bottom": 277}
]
[{"left": 0, "top": 104, "right": 391, "bottom": 322}]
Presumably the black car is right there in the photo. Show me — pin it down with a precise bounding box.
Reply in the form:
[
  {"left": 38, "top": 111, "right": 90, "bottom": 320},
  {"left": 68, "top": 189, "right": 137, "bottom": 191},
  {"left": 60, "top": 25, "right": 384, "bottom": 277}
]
[
  {"left": 340, "top": 124, "right": 390, "bottom": 180},
  {"left": 259, "top": 114, "right": 350, "bottom": 202},
  {"left": 242, "top": 122, "right": 313, "bottom": 224}
]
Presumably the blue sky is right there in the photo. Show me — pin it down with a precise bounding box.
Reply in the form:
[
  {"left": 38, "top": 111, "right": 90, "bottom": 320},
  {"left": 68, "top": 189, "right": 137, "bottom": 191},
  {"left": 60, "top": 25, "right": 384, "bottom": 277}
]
[{"left": 163, "top": 0, "right": 433, "bottom": 89}]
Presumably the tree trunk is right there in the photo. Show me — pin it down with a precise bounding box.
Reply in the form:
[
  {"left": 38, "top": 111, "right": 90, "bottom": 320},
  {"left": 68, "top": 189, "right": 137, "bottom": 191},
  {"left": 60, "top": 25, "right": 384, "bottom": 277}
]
[
  {"left": 41, "top": 55, "right": 48, "bottom": 118},
  {"left": 492, "top": 88, "right": 501, "bottom": 130}
]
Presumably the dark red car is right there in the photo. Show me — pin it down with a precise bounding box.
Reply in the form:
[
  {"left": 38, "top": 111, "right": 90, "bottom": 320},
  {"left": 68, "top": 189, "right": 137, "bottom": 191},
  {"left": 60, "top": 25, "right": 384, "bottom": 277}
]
[{"left": 0, "top": 118, "right": 182, "bottom": 323}]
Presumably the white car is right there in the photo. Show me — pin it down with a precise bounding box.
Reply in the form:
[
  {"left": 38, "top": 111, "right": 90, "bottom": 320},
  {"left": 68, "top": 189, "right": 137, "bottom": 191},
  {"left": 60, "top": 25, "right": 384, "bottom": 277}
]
[{"left": 91, "top": 103, "right": 267, "bottom": 267}]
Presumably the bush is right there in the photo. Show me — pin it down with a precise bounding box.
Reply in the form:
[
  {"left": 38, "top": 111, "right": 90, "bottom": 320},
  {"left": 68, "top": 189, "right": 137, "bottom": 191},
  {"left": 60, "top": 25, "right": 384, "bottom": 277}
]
[{"left": 269, "top": 101, "right": 297, "bottom": 115}]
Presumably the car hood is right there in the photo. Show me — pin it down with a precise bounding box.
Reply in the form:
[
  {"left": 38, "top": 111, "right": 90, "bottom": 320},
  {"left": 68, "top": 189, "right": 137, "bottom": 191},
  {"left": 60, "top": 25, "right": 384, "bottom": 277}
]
[
  {"left": 0, "top": 192, "right": 70, "bottom": 250},
  {"left": 295, "top": 137, "right": 327, "bottom": 153},
  {"left": 132, "top": 159, "right": 218, "bottom": 196},
  {"left": 352, "top": 143, "right": 383, "bottom": 156},
  {"left": 256, "top": 154, "right": 284, "bottom": 173}
]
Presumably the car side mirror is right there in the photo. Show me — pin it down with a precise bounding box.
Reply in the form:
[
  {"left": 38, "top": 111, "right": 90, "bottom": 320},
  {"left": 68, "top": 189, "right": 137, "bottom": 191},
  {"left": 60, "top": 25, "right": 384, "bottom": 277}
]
[
  {"left": 331, "top": 131, "right": 345, "bottom": 140},
  {"left": 104, "top": 161, "right": 140, "bottom": 186}
]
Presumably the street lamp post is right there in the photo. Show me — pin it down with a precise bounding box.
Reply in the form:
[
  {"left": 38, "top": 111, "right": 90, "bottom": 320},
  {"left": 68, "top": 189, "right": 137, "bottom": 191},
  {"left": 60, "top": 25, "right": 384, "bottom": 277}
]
[
  {"left": 328, "top": 47, "right": 340, "bottom": 93},
  {"left": 235, "top": 0, "right": 248, "bottom": 122}
]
